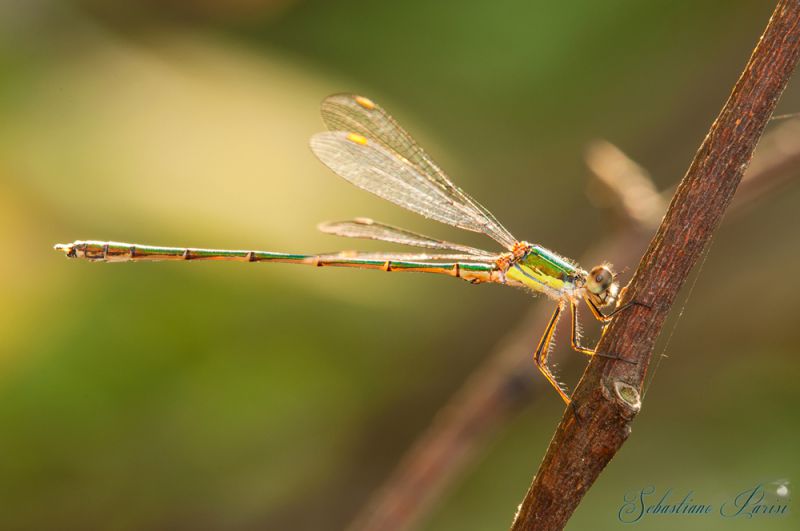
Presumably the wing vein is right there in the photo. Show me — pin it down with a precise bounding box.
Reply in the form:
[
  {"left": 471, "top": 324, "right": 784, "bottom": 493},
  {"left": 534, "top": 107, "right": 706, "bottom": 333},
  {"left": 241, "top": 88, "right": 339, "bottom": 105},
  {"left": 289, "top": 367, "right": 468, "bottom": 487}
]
[{"left": 312, "top": 94, "right": 518, "bottom": 250}]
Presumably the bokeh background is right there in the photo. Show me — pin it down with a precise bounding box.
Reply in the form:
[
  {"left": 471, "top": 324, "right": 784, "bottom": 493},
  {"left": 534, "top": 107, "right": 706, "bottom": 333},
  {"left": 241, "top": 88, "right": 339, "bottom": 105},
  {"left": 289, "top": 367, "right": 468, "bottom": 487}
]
[{"left": 1, "top": 1, "right": 799, "bottom": 530}]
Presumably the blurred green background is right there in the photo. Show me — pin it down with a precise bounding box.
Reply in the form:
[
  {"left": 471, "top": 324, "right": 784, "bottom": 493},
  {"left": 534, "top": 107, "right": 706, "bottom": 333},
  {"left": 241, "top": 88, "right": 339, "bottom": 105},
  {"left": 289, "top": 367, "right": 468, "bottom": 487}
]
[{"left": 1, "top": 1, "right": 798, "bottom": 530}]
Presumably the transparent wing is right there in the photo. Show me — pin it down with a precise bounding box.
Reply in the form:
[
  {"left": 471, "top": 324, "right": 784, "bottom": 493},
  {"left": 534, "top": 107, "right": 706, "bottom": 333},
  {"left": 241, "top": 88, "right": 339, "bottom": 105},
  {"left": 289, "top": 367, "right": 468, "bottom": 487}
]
[
  {"left": 311, "top": 130, "right": 517, "bottom": 250},
  {"left": 318, "top": 218, "right": 495, "bottom": 257},
  {"left": 314, "top": 94, "right": 518, "bottom": 250}
]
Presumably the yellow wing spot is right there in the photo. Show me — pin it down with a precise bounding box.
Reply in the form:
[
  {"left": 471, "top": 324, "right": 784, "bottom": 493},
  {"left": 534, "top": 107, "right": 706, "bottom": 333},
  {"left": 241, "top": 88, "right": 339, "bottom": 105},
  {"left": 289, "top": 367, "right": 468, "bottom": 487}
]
[
  {"left": 346, "top": 133, "right": 368, "bottom": 145},
  {"left": 354, "top": 95, "right": 375, "bottom": 109}
]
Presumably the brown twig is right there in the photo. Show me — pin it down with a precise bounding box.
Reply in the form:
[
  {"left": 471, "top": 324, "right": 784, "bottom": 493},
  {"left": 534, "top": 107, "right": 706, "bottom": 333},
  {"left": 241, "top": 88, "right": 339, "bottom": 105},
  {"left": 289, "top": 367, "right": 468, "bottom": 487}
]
[
  {"left": 349, "top": 4, "right": 800, "bottom": 531},
  {"left": 511, "top": 2, "right": 800, "bottom": 529},
  {"left": 348, "top": 125, "right": 800, "bottom": 531}
]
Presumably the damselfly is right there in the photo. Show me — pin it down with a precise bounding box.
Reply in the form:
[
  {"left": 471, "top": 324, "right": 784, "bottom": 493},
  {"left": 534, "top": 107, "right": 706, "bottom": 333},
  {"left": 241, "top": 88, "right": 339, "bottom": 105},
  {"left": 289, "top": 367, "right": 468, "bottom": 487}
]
[{"left": 55, "top": 94, "right": 634, "bottom": 406}]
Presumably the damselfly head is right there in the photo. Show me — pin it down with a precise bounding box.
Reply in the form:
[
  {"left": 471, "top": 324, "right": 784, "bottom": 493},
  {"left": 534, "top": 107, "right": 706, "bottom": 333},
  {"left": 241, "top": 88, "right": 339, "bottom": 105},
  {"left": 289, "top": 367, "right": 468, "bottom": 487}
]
[{"left": 584, "top": 265, "right": 619, "bottom": 307}]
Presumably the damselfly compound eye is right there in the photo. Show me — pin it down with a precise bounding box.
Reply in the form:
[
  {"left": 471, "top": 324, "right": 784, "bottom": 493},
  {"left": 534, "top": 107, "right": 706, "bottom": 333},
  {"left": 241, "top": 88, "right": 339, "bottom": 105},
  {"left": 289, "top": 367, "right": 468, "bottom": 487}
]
[{"left": 587, "top": 265, "right": 613, "bottom": 293}]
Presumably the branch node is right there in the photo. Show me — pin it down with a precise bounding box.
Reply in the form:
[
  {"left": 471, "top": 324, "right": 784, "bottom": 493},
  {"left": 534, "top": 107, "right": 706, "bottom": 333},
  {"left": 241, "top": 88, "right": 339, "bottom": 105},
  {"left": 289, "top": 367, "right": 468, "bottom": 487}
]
[{"left": 613, "top": 381, "right": 641, "bottom": 414}]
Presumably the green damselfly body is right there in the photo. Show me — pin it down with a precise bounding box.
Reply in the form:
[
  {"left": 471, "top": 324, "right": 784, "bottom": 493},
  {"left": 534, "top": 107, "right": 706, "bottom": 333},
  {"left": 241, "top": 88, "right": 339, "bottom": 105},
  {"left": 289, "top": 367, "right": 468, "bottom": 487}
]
[{"left": 55, "top": 94, "right": 631, "bottom": 406}]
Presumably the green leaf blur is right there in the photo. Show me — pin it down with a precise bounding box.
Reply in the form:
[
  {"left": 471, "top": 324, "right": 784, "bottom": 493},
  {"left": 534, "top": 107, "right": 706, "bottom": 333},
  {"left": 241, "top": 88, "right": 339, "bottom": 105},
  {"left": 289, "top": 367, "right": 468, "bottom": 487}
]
[{"left": 0, "top": 1, "right": 798, "bottom": 529}]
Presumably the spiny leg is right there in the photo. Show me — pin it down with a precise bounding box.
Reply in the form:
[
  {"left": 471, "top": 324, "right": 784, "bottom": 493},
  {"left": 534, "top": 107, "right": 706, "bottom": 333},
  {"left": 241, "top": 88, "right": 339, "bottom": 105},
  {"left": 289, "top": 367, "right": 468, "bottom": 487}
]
[
  {"left": 533, "top": 301, "right": 572, "bottom": 406},
  {"left": 570, "top": 300, "right": 635, "bottom": 363},
  {"left": 583, "top": 294, "right": 651, "bottom": 323},
  {"left": 569, "top": 300, "right": 595, "bottom": 355}
]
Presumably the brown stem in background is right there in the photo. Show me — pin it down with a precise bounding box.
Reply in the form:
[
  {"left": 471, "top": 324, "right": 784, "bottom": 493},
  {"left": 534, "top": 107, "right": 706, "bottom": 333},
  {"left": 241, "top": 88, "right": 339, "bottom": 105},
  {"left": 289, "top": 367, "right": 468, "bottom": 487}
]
[
  {"left": 511, "top": 1, "right": 800, "bottom": 529},
  {"left": 348, "top": 2, "right": 800, "bottom": 531}
]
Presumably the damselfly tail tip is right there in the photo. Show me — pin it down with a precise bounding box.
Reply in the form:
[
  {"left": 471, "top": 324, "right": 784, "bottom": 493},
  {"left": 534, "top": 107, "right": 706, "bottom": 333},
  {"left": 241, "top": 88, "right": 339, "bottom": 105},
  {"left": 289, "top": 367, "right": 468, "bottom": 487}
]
[{"left": 54, "top": 242, "right": 77, "bottom": 258}]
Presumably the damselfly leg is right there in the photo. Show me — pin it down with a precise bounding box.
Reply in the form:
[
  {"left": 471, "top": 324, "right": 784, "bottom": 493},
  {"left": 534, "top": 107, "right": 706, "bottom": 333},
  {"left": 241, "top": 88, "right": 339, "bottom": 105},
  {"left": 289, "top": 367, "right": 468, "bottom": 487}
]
[
  {"left": 534, "top": 296, "right": 646, "bottom": 407},
  {"left": 533, "top": 301, "right": 571, "bottom": 405},
  {"left": 570, "top": 300, "right": 637, "bottom": 364},
  {"left": 583, "top": 295, "right": 650, "bottom": 323}
]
